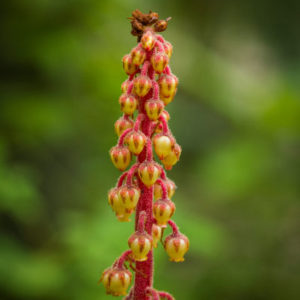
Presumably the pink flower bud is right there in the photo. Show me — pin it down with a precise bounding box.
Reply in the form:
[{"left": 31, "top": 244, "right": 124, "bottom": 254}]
[
  {"left": 153, "top": 133, "right": 175, "bottom": 159},
  {"left": 119, "top": 94, "right": 138, "bottom": 115},
  {"left": 121, "top": 79, "right": 130, "bottom": 94},
  {"left": 152, "top": 223, "right": 162, "bottom": 248},
  {"left": 163, "top": 41, "right": 173, "bottom": 59},
  {"left": 133, "top": 75, "right": 152, "bottom": 97},
  {"left": 161, "top": 143, "right": 181, "bottom": 170},
  {"left": 141, "top": 31, "right": 156, "bottom": 51},
  {"left": 153, "top": 199, "right": 176, "bottom": 227},
  {"left": 128, "top": 231, "right": 153, "bottom": 261},
  {"left": 131, "top": 46, "right": 147, "bottom": 66},
  {"left": 100, "top": 267, "right": 132, "bottom": 296},
  {"left": 118, "top": 185, "right": 140, "bottom": 209},
  {"left": 145, "top": 99, "right": 164, "bottom": 121},
  {"left": 110, "top": 146, "right": 131, "bottom": 171},
  {"left": 114, "top": 116, "right": 134, "bottom": 137},
  {"left": 125, "top": 130, "right": 147, "bottom": 155},
  {"left": 138, "top": 161, "right": 161, "bottom": 187},
  {"left": 123, "top": 54, "right": 138, "bottom": 75},
  {"left": 151, "top": 52, "right": 169, "bottom": 73},
  {"left": 154, "top": 178, "right": 176, "bottom": 200},
  {"left": 164, "top": 233, "right": 189, "bottom": 262}
]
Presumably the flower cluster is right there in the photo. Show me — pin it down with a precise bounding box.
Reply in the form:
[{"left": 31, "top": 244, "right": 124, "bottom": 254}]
[{"left": 100, "top": 10, "right": 189, "bottom": 299}]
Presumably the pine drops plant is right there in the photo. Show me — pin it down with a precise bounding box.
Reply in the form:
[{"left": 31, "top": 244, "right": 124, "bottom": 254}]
[{"left": 100, "top": 10, "right": 189, "bottom": 300}]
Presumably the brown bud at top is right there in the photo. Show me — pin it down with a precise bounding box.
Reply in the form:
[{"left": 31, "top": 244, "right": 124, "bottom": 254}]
[
  {"left": 128, "top": 231, "right": 153, "bottom": 261},
  {"left": 153, "top": 198, "right": 176, "bottom": 227},
  {"left": 119, "top": 94, "right": 138, "bottom": 115},
  {"left": 133, "top": 75, "right": 152, "bottom": 97},
  {"left": 114, "top": 116, "right": 134, "bottom": 137},
  {"left": 151, "top": 52, "right": 169, "bottom": 73},
  {"left": 145, "top": 99, "right": 164, "bottom": 121},
  {"left": 141, "top": 31, "right": 156, "bottom": 51},
  {"left": 100, "top": 267, "right": 132, "bottom": 296},
  {"left": 161, "top": 143, "right": 181, "bottom": 170},
  {"left": 110, "top": 146, "right": 131, "bottom": 171},
  {"left": 125, "top": 130, "right": 147, "bottom": 155},
  {"left": 138, "top": 161, "right": 161, "bottom": 187},
  {"left": 154, "top": 20, "right": 168, "bottom": 32},
  {"left": 164, "top": 232, "right": 189, "bottom": 262},
  {"left": 123, "top": 54, "right": 138, "bottom": 75},
  {"left": 131, "top": 46, "right": 147, "bottom": 66}
]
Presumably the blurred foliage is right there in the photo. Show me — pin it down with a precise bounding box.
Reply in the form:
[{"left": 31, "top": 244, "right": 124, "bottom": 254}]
[{"left": 0, "top": 0, "right": 299, "bottom": 299}]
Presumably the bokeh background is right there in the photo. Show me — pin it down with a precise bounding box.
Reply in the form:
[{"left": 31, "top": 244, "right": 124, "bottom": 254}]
[{"left": 1, "top": 0, "right": 300, "bottom": 299}]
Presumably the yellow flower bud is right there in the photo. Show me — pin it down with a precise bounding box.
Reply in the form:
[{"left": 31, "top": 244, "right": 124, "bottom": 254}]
[
  {"left": 141, "top": 31, "right": 156, "bottom": 51},
  {"left": 164, "top": 233, "right": 189, "bottom": 262},
  {"left": 152, "top": 224, "right": 162, "bottom": 248},
  {"left": 119, "top": 94, "right": 138, "bottom": 115},
  {"left": 114, "top": 116, "right": 134, "bottom": 137},
  {"left": 100, "top": 267, "right": 132, "bottom": 296},
  {"left": 131, "top": 46, "right": 146, "bottom": 66},
  {"left": 123, "top": 54, "right": 138, "bottom": 75},
  {"left": 118, "top": 185, "right": 140, "bottom": 209},
  {"left": 153, "top": 199, "right": 175, "bottom": 227},
  {"left": 125, "top": 130, "right": 147, "bottom": 155},
  {"left": 145, "top": 99, "right": 164, "bottom": 121},
  {"left": 133, "top": 75, "right": 152, "bottom": 97},
  {"left": 153, "top": 133, "right": 175, "bottom": 159},
  {"left": 151, "top": 52, "right": 169, "bottom": 73},
  {"left": 110, "top": 146, "right": 131, "bottom": 171},
  {"left": 163, "top": 41, "right": 173, "bottom": 59},
  {"left": 128, "top": 231, "right": 153, "bottom": 261},
  {"left": 161, "top": 144, "right": 181, "bottom": 170},
  {"left": 138, "top": 161, "right": 161, "bottom": 187}
]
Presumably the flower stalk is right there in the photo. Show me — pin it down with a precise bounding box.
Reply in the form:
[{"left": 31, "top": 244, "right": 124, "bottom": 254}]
[{"left": 102, "top": 9, "right": 189, "bottom": 299}]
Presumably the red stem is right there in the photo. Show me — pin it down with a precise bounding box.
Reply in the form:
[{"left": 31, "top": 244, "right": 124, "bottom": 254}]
[
  {"left": 158, "top": 115, "right": 169, "bottom": 134},
  {"left": 134, "top": 114, "right": 144, "bottom": 131},
  {"left": 141, "top": 61, "right": 150, "bottom": 76},
  {"left": 168, "top": 220, "right": 179, "bottom": 235},
  {"left": 152, "top": 81, "right": 159, "bottom": 99},
  {"left": 160, "top": 167, "right": 167, "bottom": 180},
  {"left": 133, "top": 63, "right": 154, "bottom": 300},
  {"left": 155, "top": 40, "right": 164, "bottom": 52},
  {"left": 117, "top": 250, "right": 132, "bottom": 268},
  {"left": 127, "top": 82, "right": 134, "bottom": 94},
  {"left": 163, "top": 65, "right": 171, "bottom": 75},
  {"left": 156, "top": 178, "right": 168, "bottom": 199},
  {"left": 146, "top": 138, "right": 153, "bottom": 161},
  {"left": 117, "top": 172, "right": 128, "bottom": 188},
  {"left": 156, "top": 35, "right": 165, "bottom": 43},
  {"left": 158, "top": 291, "right": 175, "bottom": 300},
  {"left": 118, "top": 128, "right": 132, "bottom": 146},
  {"left": 146, "top": 288, "right": 160, "bottom": 300},
  {"left": 137, "top": 211, "right": 147, "bottom": 233},
  {"left": 126, "top": 163, "right": 139, "bottom": 186}
]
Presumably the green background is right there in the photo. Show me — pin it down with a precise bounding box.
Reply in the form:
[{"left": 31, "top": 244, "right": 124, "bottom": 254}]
[{"left": 1, "top": 0, "right": 299, "bottom": 299}]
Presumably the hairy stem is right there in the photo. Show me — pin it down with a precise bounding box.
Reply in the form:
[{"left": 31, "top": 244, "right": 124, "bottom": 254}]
[{"left": 133, "top": 64, "right": 154, "bottom": 300}]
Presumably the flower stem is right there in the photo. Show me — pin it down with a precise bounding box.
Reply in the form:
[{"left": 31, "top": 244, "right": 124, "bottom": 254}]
[{"left": 133, "top": 65, "right": 154, "bottom": 300}]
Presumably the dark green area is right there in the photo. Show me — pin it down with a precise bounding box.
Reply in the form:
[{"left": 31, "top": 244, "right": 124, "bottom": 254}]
[{"left": 0, "top": 0, "right": 299, "bottom": 299}]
